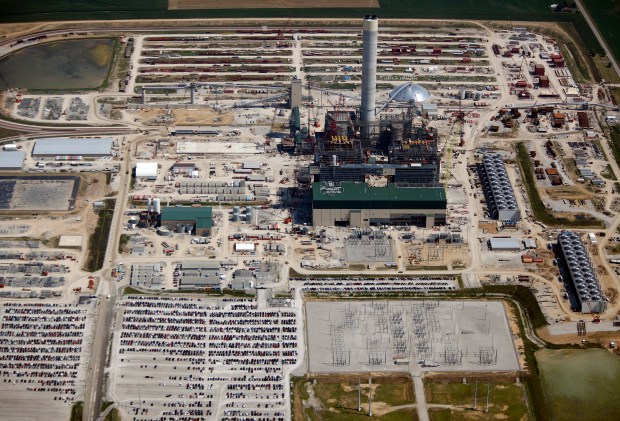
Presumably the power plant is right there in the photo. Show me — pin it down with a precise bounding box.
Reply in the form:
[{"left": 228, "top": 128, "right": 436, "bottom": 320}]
[{"left": 309, "top": 16, "right": 445, "bottom": 229}]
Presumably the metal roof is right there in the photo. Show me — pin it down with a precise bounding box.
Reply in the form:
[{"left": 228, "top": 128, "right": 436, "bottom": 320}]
[
  {"left": 0, "top": 151, "right": 25, "bottom": 169},
  {"left": 161, "top": 207, "right": 213, "bottom": 227},
  {"left": 313, "top": 182, "right": 446, "bottom": 210},
  {"left": 32, "top": 137, "right": 113, "bottom": 156},
  {"left": 389, "top": 83, "right": 431, "bottom": 103},
  {"left": 135, "top": 162, "right": 158, "bottom": 177},
  {"left": 180, "top": 262, "right": 220, "bottom": 270},
  {"left": 489, "top": 237, "right": 521, "bottom": 250}
]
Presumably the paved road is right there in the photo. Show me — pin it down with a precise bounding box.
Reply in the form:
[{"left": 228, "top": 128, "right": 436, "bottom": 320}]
[
  {"left": 82, "top": 137, "right": 132, "bottom": 421},
  {"left": 575, "top": 0, "right": 620, "bottom": 79},
  {"left": 412, "top": 374, "right": 430, "bottom": 421}
]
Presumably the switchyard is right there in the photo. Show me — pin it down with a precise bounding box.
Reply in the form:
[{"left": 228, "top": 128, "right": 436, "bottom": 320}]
[{"left": 306, "top": 300, "right": 519, "bottom": 373}]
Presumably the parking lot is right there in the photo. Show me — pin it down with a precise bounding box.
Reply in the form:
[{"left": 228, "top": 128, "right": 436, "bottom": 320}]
[
  {"left": 109, "top": 295, "right": 300, "bottom": 421},
  {"left": 0, "top": 301, "right": 94, "bottom": 421}
]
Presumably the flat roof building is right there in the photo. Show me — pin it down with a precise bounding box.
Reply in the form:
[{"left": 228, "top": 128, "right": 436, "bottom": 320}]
[
  {"left": 557, "top": 231, "right": 604, "bottom": 314},
  {"left": 312, "top": 182, "right": 446, "bottom": 228},
  {"left": 0, "top": 151, "right": 25, "bottom": 171},
  {"left": 135, "top": 162, "right": 158, "bottom": 179},
  {"left": 479, "top": 154, "right": 520, "bottom": 222},
  {"left": 488, "top": 237, "right": 521, "bottom": 251},
  {"left": 32, "top": 137, "right": 113, "bottom": 158},
  {"left": 160, "top": 206, "right": 213, "bottom": 236}
]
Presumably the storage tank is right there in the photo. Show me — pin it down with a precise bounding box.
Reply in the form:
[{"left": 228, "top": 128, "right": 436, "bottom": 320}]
[
  {"left": 177, "top": 224, "right": 186, "bottom": 234},
  {"left": 232, "top": 213, "right": 240, "bottom": 222},
  {"left": 3, "top": 144, "right": 17, "bottom": 151},
  {"left": 153, "top": 198, "right": 161, "bottom": 214},
  {"left": 147, "top": 197, "right": 152, "bottom": 213}
]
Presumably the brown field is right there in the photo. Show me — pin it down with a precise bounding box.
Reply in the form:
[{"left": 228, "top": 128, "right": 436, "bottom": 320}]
[{"left": 169, "top": 0, "right": 379, "bottom": 9}]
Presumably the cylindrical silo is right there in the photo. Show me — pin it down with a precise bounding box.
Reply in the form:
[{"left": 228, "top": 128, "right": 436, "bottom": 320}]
[
  {"left": 147, "top": 197, "right": 152, "bottom": 213},
  {"left": 153, "top": 198, "right": 161, "bottom": 214},
  {"left": 360, "top": 15, "right": 378, "bottom": 126}
]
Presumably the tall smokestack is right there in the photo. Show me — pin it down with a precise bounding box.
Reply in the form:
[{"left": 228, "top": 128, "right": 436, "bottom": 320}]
[{"left": 361, "top": 15, "right": 378, "bottom": 125}]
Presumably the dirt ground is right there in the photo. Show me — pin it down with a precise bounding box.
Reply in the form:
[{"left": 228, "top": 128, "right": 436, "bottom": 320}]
[
  {"left": 135, "top": 109, "right": 234, "bottom": 126},
  {"left": 293, "top": 373, "right": 413, "bottom": 421},
  {"left": 169, "top": 0, "right": 379, "bottom": 9},
  {"left": 537, "top": 326, "right": 620, "bottom": 348},
  {"left": 479, "top": 221, "right": 498, "bottom": 234},
  {"left": 503, "top": 301, "right": 527, "bottom": 371},
  {"left": 544, "top": 186, "right": 590, "bottom": 200},
  {"left": 173, "top": 109, "right": 234, "bottom": 125}
]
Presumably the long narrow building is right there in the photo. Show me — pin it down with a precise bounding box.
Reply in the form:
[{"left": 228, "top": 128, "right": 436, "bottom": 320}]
[
  {"left": 479, "top": 154, "right": 520, "bottom": 222},
  {"left": 557, "top": 231, "right": 604, "bottom": 313}
]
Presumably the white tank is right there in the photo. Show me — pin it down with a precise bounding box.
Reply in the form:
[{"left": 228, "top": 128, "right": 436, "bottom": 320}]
[
  {"left": 147, "top": 197, "right": 152, "bottom": 213},
  {"left": 153, "top": 198, "right": 161, "bottom": 214}
]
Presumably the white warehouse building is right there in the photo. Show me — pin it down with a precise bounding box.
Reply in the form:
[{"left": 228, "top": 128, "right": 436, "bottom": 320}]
[
  {"left": 479, "top": 154, "right": 520, "bottom": 222},
  {"left": 135, "top": 162, "right": 158, "bottom": 180}
]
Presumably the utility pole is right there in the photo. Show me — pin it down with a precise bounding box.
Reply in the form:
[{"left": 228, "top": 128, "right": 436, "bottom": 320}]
[
  {"left": 485, "top": 383, "right": 490, "bottom": 413},
  {"left": 358, "top": 377, "right": 361, "bottom": 412},
  {"left": 368, "top": 377, "right": 372, "bottom": 417},
  {"left": 473, "top": 380, "right": 478, "bottom": 410}
]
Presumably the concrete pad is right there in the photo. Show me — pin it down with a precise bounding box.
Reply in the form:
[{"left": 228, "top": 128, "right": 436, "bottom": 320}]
[
  {"left": 176, "top": 141, "right": 264, "bottom": 154},
  {"left": 58, "top": 235, "right": 83, "bottom": 247}
]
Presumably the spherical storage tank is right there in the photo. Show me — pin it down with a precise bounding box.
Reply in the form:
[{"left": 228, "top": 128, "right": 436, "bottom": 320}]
[{"left": 389, "top": 83, "right": 431, "bottom": 103}]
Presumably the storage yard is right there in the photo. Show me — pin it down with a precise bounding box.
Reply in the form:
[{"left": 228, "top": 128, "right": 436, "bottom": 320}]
[{"left": 0, "top": 15, "right": 619, "bottom": 421}]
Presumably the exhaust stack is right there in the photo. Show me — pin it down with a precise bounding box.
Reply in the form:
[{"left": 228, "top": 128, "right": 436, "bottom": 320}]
[{"left": 360, "top": 15, "right": 378, "bottom": 124}]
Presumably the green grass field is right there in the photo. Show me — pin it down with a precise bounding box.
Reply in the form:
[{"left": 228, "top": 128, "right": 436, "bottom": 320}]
[
  {"left": 583, "top": 0, "right": 620, "bottom": 63},
  {"left": 425, "top": 378, "right": 529, "bottom": 421}
]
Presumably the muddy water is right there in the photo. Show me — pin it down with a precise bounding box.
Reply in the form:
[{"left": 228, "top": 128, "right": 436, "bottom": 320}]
[
  {"left": 536, "top": 348, "right": 620, "bottom": 420},
  {"left": 0, "top": 38, "right": 113, "bottom": 90}
]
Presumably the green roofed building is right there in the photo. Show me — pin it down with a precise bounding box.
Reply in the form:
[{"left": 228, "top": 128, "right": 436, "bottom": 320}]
[
  {"left": 312, "top": 182, "right": 446, "bottom": 228},
  {"left": 160, "top": 207, "right": 213, "bottom": 236}
]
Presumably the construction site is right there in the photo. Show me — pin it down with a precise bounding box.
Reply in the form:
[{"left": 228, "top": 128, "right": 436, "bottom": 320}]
[{"left": 1, "top": 13, "right": 620, "bottom": 421}]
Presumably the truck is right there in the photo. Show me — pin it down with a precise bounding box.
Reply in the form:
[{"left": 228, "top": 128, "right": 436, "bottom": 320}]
[{"left": 588, "top": 232, "right": 597, "bottom": 244}]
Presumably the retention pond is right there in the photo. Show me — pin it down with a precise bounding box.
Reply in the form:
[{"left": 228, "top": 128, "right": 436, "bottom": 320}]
[
  {"left": 536, "top": 348, "right": 620, "bottom": 421},
  {"left": 0, "top": 38, "right": 114, "bottom": 90}
]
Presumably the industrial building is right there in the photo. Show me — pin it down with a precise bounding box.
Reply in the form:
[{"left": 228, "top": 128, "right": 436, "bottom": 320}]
[
  {"left": 176, "top": 262, "right": 221, "bottom": 290},
  {"left": 488, "top": 237, "right": 521, "bottom": 251},
  {"left": 160, "top": 206, "right": 213, "bottom": 236},
  {"left": 32, "top": 137, "right": 113, "bottom": 158},
  {"left": 0, "top": 151, "right": 25, "bottom": 171},
  {"left": 479, "top": 154, "right": 520, "bottom": 222},
  {"left": 305, "top": 17, "right": 445, "bottom": 229},
  {"left": 135, "top": 162, "right": 158, "bottom": 179},
  {"left": 557, "top": 231, "right": 604, "bottom": 313},
  {"left": 312, "top": 182, "right": 446, "bottom": 228}
]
